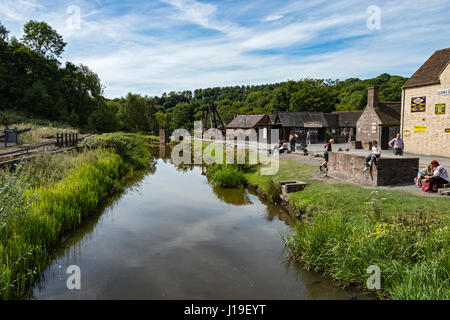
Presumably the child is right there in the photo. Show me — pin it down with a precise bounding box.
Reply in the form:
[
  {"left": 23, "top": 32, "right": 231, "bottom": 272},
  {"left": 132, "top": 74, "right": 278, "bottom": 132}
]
[{"left": 416, "top": 164, "right": 433, "bottom": 188}]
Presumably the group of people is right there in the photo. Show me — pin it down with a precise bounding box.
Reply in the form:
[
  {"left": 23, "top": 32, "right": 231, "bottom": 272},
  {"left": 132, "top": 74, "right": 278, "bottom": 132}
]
[
  {"left": 416, "top": 160, "right": 449, "bottom": 192},
  {"left": 278, "top": 131, "right": 300, "bottom": 154}
]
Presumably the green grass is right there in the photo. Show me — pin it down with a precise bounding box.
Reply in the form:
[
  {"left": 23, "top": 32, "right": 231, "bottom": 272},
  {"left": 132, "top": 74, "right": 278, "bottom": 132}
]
[
  {"left": 206, "top": 165, "right": 247, "bottom": 188},
  {"left": 0, "top": 133, "right": 151, "bottom": 299},
  {"left": 245, "top": 160, "right": 450, "bottom": 300}
]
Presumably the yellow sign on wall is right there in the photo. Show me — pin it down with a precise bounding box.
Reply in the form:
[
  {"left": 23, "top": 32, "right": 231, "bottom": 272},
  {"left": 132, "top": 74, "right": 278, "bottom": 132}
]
[
  {"left": 414, "top": 126, "right": 427, "bottom": 132},
  {"left": 404, "top": 129, "right": 411, "bottom": 137},
  {"left": 435, "top": 104, "right": 446, "bottom": 114}
]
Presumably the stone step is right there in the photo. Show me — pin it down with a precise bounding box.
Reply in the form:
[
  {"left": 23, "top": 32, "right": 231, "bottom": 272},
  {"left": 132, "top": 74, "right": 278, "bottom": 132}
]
[
  {"left": 280, "top": 181, "right": 307, "bottom": 194},
  {"left": 438, "top": 189, "right": 450, "bottom": 196}
]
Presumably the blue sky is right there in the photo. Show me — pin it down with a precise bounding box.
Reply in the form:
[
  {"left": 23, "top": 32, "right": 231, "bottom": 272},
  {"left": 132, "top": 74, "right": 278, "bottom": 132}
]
[{"left": 0, "top": 0, "right": 449, "bottom": 98}]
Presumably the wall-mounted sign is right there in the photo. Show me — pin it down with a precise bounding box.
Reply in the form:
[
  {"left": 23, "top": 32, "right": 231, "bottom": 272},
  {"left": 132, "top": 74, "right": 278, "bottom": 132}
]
[
  {"left": 304, "top": 122, "right": 323, "bottom": 128},
  {"left": 371, "top": 123, "right": 377, "bottom": 133},
  {"left": 446, "top": 128, "right": 450, "bottom": 133},
  {"left": 404, "top": 129, "right": 411, "bottom": 137},
  {"left": 411, "top": 97, "right": 426, "bottom": 112},
  {"left": 435, "top": 104, "right": 446, "bottom": 114},
  {"left": 437, "top": 89, "right": 450, "bottom": 96},
  {"left": 414, "top": 125, "right": 427, "bottom": 132}
]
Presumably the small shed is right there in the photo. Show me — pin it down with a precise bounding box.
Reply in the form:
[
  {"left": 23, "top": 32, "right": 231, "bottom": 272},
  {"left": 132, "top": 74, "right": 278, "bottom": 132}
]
[
  {"left": 226, "top": 114, "right": 272, "bottom": 142},
  {"left": 275, "top": 112, "right": 329, "bottom": 144},
  {"left": 356, "top": 87, "right": 401, "bottom": 150}
]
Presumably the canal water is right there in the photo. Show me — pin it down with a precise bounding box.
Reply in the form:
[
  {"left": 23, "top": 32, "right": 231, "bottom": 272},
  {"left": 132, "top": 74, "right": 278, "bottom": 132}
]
[{"left": 29, "top": 147, "right": 367, "bottom": 300}]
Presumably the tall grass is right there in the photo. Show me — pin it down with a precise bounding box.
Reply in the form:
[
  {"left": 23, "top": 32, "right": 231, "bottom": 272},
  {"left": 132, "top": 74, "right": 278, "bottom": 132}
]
[
  {"left": 0, "top": 133, "right": 150, "bottom": 299},
  {"left": 207, "top": 164, "right": 247, "bottom": 188}
]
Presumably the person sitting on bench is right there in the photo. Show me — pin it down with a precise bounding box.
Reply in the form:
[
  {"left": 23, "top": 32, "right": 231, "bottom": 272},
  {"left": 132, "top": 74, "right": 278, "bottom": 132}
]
[
  {"left": 424, "top": 160, "right": 449, "bottom": 193},
  {"left": 363, "top": 140, "right": 381, "bottom": 172}
]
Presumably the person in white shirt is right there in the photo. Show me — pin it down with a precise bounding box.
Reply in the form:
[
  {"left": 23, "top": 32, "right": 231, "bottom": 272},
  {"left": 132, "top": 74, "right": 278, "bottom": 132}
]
[
  {"left": 363, "top": 140, "right": 381, "bottom": 171},
  {"left": 424, "top": 160, "right": 449, "bottom": 192}
]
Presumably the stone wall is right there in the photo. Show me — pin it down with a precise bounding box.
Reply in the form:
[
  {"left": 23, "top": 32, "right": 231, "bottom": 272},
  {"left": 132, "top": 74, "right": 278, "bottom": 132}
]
[
  {"left": 356, "top": 87, "right": 381, "bottom": 144},
  {"left": 327, "top": 152, "right": 419, "bottom": 186},
  {"left": 401, "top": 66, "right": 450, "bottom": 157}
]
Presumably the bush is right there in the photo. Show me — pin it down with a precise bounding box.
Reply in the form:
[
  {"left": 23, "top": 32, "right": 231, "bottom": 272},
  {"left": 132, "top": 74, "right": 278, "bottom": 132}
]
[
  {"left": 208, "top": 165, "right": 247, "bottom": 188},
  {"left": 82, "top": 133, "right": 150, "bottom": 168}
]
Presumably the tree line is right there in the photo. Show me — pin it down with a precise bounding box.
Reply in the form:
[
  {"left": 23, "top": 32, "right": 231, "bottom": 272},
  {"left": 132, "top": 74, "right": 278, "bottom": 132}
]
[{"left": 0, "top": 20, "right": 408, "bottom": 134}]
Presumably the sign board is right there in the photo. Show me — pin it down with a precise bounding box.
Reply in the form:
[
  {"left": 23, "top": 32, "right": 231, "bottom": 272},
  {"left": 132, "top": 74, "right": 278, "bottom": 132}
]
[
  {"left": 446, "top": 128, "right": 450, "bottom": 133},
  {"left": 404, "top": 129, "right": 411, "bottom": 137},
  {"left": 437, "top": 89, "right": 450, "bottom": 96},
  {"left": 414, "top": 126, "right": 427, "bottom": 132},
  {"left": 435, "top": 104, "right": 446, "bottom": 114},
  {"left": 411, "top": 97, "right": 426, "bottom": 112},
  {"left": 371, "top": 123, "right": 377, "bottom": 134},
  {"left": 303, "top": 122, "right": 323, "bottom": 128}
]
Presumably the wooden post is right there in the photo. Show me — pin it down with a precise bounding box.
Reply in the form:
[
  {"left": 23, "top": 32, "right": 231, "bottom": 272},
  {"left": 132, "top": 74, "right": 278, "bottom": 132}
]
[{"left": 65, "top": 133, "right": 68, "bottom": 147}]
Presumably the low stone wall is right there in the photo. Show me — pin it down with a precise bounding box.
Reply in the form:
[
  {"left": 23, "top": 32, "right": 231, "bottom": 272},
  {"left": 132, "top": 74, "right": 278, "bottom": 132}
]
[{"left": 327, "top": 152, "right": 419, "bottom": 186}]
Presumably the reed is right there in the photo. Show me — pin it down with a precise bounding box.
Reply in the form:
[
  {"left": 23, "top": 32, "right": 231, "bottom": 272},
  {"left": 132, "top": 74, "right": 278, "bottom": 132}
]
[{"left": 0, "top": 133, "right": 150, "bottom": 299}]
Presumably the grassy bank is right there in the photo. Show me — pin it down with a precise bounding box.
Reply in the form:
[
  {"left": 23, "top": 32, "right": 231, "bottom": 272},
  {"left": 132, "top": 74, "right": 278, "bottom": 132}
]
[
  {"left": 244, "top": 160, "right": 450, "bottom": 300},
  {"left": 0, "top": 133, "right": 151, "bottom": 299}
]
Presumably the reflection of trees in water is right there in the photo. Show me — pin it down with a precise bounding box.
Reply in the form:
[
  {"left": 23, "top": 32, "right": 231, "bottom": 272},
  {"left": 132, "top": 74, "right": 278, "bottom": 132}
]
[
  {"left": 25, "top": 159, "right": 158, "bottom": 299},
  {"left": 211, "top": 187, "right": 253, "bottom": 206}
]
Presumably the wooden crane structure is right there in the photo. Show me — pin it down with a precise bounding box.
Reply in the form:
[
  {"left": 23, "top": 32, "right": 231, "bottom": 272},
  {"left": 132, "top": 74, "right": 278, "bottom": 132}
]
[{"left": 201, "top": 103, "right": 226, "bottom": 132}]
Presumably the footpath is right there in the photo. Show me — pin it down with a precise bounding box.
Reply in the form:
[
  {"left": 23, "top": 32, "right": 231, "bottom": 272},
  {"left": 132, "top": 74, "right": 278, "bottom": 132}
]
[{"left": 281, "top": 143, "right": 450, "bottom": 197}]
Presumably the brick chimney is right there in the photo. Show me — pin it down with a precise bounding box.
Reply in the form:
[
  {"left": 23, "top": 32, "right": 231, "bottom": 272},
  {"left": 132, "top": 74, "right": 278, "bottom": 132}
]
[{"left": 367, "top": 86, "right": 379, "bottom": 110}]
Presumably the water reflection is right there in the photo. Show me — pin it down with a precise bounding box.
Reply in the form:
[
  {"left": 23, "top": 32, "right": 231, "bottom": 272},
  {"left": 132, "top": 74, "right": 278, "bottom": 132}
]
[
  {"left": 28, "top": 145, "right": 368, "bottom": 300},
  {"left": 211, "top": 187, "right": 253, "bottom": 206}
]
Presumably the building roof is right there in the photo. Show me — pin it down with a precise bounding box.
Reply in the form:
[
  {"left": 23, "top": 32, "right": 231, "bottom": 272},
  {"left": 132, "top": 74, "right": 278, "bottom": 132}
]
[
  {"left": 331, "top": 110, "right": 363, "bottom": 127},
  {"left": 226, "top": 114, "right": 269, "bottom": 129},
  {"left": 276, "top": 112, "right": 329, "bottom": 128},
  {"left": 323, "top": 113, "right": 339, "bottom": 128},
  {"left": 402, "top": 48, "right": 450, "bottom": 88},
  {"left": 269, "top": 114, "right": 277, "bottom": 124},
  {"left": 375, "top": 102, "right": 401, "bottom": 126}
]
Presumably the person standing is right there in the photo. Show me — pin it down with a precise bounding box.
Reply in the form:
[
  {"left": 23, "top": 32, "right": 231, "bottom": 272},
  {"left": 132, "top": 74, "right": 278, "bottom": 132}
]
[
  {"left": 289, "top": 131, "right": 298, "bottom": 152},
  {"left": 345, "top": 131, "right": 350, "bottom": 143},
  {"left": 320, "top": 139, "right": 334, "bottom": 171},
  {"left": 306, "top": 131, "right": 311, "bottom": 145},
  {"left": 388, "top": 133, "right": 404, "bottom": 156},
  {"left": 363, "top": 140, "right": 381, "bottom": 171},
  {"left": 425, "top": 160, "right": 449, "bottom": 192}
]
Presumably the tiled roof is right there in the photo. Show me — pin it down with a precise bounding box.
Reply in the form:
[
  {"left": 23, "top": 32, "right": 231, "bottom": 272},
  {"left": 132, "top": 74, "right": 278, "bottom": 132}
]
[
  {"left": 276, "top": 112, "right": 329, "bottom": 128},
  {"left": 403, "top": 48, "right": 450, "bottom": 88},
  {"left": 375, "top": 102, "right": 401, "bottom": 126},
  {"left": 226, "top": 114, "right": 269, "bottom": 128},
  {"left": 330, "top": 110, "right": 363, "bottom": 127}
]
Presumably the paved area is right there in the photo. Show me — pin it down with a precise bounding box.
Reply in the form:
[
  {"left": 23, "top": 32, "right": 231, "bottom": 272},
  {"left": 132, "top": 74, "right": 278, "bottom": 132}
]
[{"left": 281, "top": 143, "right": 450, "bottom": 197}]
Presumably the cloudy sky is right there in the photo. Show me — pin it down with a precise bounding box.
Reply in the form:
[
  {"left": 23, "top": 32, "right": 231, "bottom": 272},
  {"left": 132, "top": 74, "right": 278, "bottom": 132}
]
[{"left": 0, "top": 0, "right": 449, "bottom": 98}]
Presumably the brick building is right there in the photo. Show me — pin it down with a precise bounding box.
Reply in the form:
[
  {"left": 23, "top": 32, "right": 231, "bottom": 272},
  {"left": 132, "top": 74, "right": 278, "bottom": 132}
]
[
  {"left": 400, "top": 48, "right": 450, "bottom": 157},
  {"left": 226, "top": 114, "right": 272, "bottom": 141},
  {"left": 356, "top": 87, "right": 401, "bottom": 150}
]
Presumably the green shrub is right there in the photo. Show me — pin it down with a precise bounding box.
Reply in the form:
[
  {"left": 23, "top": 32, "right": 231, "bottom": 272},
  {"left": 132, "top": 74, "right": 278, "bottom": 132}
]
[
  {"left": 82, "top": 132, "right": 150, "bottom": 168},
  {"left": 208, "top": 165, "right": 247, "bottom": 188}
]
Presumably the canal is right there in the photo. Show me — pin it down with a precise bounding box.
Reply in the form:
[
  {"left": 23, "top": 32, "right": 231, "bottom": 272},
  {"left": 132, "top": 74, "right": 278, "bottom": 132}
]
[{"left": 29, "top": 147, "right": 367, "bottom": 299}]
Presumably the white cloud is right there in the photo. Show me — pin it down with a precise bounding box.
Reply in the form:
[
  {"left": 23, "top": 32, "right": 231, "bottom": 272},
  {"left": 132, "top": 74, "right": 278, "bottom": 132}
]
[
  {"left": 0, "top": 0, "right": 449, "bottom": 98},
  {"left": 263, "top": 15, "right": 283, "bottom": 22}
]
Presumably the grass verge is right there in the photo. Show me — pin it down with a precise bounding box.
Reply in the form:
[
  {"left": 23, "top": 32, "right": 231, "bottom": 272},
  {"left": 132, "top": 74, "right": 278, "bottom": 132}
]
[
  {"left": 245, "top": 159, "right": 450, "bottom": 300},
  {"left": 0, "top": 133, "right": 151, "bottom": 299}
]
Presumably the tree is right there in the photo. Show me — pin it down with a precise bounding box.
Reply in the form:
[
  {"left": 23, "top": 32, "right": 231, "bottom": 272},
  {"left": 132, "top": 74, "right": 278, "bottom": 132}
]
[
  {"left": 22, "top": 20, "right": 66, "bottom": 59},
  {"left": 0, "top": 21, "right": 9, "bottom": 42}
]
